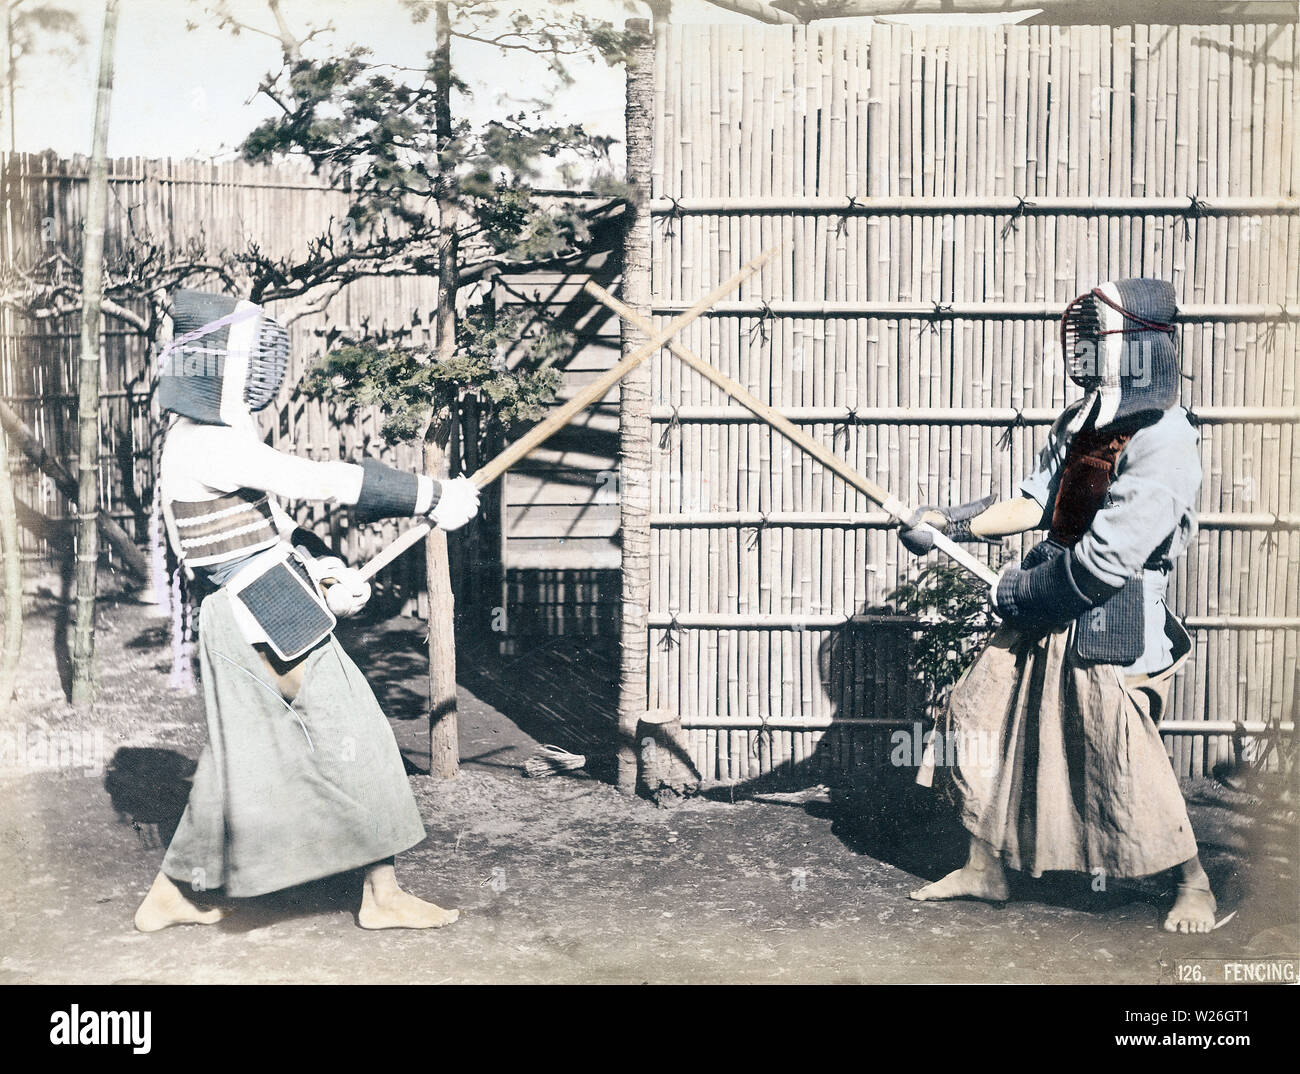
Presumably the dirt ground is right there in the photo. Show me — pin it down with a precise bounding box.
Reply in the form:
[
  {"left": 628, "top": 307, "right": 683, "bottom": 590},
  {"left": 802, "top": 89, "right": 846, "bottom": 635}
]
[{"left": 1, "top": 589, "right": 1296, "bottom": 985}]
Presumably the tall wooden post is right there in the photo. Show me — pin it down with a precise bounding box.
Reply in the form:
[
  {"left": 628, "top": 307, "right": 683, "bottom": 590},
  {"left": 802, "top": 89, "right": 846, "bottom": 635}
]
[
  {"left": 0, "top": 421, "right": 20, "bottom": 715},
  {"left": 70, "top": 0, "right": 118, "bottom": 709},
  {"left": 425, "top": 0, "right": 460, "bottom": 778},
  {"left": 617, "top": 16, "right": 657, "bottom": 794}
]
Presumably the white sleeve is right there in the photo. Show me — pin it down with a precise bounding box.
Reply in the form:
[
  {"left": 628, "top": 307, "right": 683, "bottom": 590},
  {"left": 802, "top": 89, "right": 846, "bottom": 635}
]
[
  {"left": 183, "top": 425, "right": 363, "bottom": 503},
  {"left": 182, "top": 423, "right": 436, "bottom": 510}
]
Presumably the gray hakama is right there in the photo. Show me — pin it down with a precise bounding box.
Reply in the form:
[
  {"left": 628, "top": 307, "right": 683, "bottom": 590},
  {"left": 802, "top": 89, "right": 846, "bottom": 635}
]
[
  {"left": 935, "top": 621, "right": 1198, "bottom": 880},
  {"left": 161, "top": 589, "right": 427, "bottom": 897}
]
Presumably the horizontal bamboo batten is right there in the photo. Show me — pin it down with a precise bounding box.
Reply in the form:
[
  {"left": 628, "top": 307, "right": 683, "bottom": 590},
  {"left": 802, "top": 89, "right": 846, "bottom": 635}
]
[
  {"left": 677, "top": 716, "right": 1295, "bottom": 735},
  {"left": 648, "top": 405, "right": 1300, "bottom": 424},
  {"left": 647, "top": 613, "right": 1300, "bottom": 630},
  {"left": 650, "top": 300, "right": 1297, "bottom": 320},
  {"left": 649, "top": 195, "right": 1300, "bottom": 216},
  {"left": 648, "top": 512, "right": 1300, "bottom": 529}
]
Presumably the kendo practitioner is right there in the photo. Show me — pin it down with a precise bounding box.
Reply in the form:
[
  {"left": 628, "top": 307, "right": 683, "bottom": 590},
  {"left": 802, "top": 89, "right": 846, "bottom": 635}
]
[
  {"left": 134, "top": 289, "right": 479, "bottom": 932},
  {"left": 897, "top": 278, "right": 1219, "bottom": 934}
]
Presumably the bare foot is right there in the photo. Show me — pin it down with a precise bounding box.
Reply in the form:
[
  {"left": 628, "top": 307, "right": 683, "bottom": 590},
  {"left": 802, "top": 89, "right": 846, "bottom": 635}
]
[
  {"left": 910, "top": 863, "right": 1011, "bottom": 903},
  {"left": 134, "top": 872, "right": 227, "bottom": 933},
  {"left": 1164, "top": 882, "right": 1217, "bottom": 934},
  {"left": 358, "top": 885, "right": 460, "bottom": 930}
]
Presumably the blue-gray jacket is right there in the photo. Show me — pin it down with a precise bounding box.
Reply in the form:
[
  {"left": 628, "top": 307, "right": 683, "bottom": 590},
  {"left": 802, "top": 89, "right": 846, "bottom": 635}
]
[{"left": 1013, "top": 403, "right": 1201, "bottom": 674}]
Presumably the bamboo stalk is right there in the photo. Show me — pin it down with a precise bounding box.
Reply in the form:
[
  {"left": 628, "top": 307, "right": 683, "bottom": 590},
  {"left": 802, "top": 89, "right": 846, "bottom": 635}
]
[
  {"left": 644, "top": 612, "right": 1300, "bottom": 630},
  {"left": 675, "top": 716, "right": 1295, "bottom": 734},
  {"left": 70, "top": 0, "right": 119, "bottom": 709},
  {"left": 645, "top": 405, "right": 1300, "bottom": 424},
  {"left": 647, "top": 511, "right": 1300, "bottom": 529},
  {"left": 644, "top": 195, "right": 1300, "bottom": 216}
]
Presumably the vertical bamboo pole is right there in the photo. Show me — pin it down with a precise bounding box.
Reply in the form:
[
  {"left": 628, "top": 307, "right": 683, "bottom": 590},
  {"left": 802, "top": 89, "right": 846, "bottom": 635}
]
[
  {"left": 424, "top": 2, "right": 461, "bottom": 778},
  {"left": 725, "top": 31, "right": 742, "bottom": 747},
  {"left": 0, "top": 422, "right": 19, "bottom": 714},
  {"left": 70, "top": 0, "right": 118, "bottom": 710},
  {"left": 617, "top": 17, "right": 656, "bottom": 794},
  {"left": 1274, "top": 22, "right": 1297, "bottom": 726},
  {"left": 961, "top": 27, "right": 979, "bottom": 511}
]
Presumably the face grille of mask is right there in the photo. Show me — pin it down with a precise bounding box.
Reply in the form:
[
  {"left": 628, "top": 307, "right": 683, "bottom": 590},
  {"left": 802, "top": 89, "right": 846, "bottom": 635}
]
[
  {"left": 1060, "top": 292, "right": 1105, "bottom": 388},
  {"left": 244, "top": 317, "right": 290, "bottom": 412}
]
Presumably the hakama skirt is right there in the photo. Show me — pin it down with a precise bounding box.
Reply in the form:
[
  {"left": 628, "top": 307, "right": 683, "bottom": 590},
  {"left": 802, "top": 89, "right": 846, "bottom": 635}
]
[
  {"left": 161, "top": 588, "right": 427, "bottom": 897},
  {"left": 930, "top": 621, "right": 1198, "bottom": 879}
]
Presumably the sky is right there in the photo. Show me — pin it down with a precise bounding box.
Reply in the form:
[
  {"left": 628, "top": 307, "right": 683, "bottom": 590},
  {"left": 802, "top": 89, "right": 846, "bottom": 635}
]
[
  {"left": 13, "top": 0, "right": 744, "bottom": 163},
  {"left": 15, "top": 1, "right": 1036, "bottom": 166}
]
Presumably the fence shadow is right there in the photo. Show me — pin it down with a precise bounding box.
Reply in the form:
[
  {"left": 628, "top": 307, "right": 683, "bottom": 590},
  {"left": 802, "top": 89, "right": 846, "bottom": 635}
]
[
  {"left": 332, "top": 615, "right": 431, "bottom": 721},
  {"left": 332, "top": 613, "right": 620, "bottom": 780},
  {"left": 456, "top": 632, "right": 620, "bottom": 782},
  {"left": 696, "top": 610, "right": 970, "bottom": 882}
]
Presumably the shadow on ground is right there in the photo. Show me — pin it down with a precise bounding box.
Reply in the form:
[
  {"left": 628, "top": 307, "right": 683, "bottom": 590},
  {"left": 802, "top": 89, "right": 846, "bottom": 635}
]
[
  {"left": 5, "top": 596, "right": 1295, "bottom": 983},
  {"left": 103, "top": 747, "right": 196, "bottom": 849}
]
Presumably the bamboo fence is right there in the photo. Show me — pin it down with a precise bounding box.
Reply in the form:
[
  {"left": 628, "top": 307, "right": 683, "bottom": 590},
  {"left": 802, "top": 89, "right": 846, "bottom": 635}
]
[
  {"left": 0, "top": 153, "right": 499, "bottom": 617},
  {"left": 632, "top": 22, "right": 1300, "bottom": 785}
]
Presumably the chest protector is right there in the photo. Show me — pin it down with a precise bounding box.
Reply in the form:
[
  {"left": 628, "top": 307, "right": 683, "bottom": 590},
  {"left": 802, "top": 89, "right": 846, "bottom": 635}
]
[
  {"left": 1027, "top": 419, "right": 1147, "bottom": 665},
  {"left": 166, "top": 489, "right": 336, "bottom": 662},
  {"left": 1048, "top": 423, "right": 1134, "bottom": 546}
]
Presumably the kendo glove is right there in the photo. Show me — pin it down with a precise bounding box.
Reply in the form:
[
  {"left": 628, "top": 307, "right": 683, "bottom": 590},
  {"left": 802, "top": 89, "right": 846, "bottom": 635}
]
[
  {"left": 313, "top": 560, "right": 372, "bottom": 618},
  {"left": 897, "top": 494, "right": 997, "bottom": 555},
  {"left": 429, "top": 476, "right": 480, "bottom": 532},
  {"left": 990, "top": 541, "right": 1109, "bottom": 630}
]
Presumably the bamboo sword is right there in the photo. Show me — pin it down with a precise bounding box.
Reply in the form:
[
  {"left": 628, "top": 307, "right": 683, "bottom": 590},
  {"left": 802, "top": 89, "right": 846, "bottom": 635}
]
[
  {"left": 584, "top": 280, "right": 1000, "bottom": 588},
  {"left": 358, "top": 244, "right": 784, "bottom": 582}
]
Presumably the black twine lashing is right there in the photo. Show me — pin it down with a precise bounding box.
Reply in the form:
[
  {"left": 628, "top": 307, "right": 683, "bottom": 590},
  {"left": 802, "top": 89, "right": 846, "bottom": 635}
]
[
  {"left": 836, "top": 195, "right": 860, "bottom": 236},
  {"left": 749, "top": 300, "right": 776, "bottom": 346},
  {"left": 999, "top": 196, "right": 1034, "bottom": 240},
  {"left": 1183, "top": 194, "right": 1210, "bottom": 240},
  {"left": 922, "top": 302, "right": 953, "bottom": 336},
  {"left": 660, "top": 195, "right": 685, "bottom": 238},
  {"left": 834, "top": 404, "right": 858, "bottom": 446},
  {"left": 1258, "top": 511, "right": 1284, "bottom": 554},
  {"left": 659, "top": 614, "right": 682, "bottom": 651},
  {"left": 745, "top": 511, "right": 771, "bottom": 550},
  {"left": 1259, "top": 308, "right": 1286, "bottom": 354},
  {"left": 659, "top": 404, "right": 681, "bottom": 450},
  {"left": 997, "top": 407, "right": 1027, "bottom": 450}
]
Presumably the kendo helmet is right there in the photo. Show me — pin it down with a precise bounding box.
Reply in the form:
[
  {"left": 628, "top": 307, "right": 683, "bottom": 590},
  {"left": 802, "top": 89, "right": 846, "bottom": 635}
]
[
  {"left": 158, "top": 289, "right": 291, "bottom": 425},
  {"left": 1059, "top": 278, "right": 1181, "bottom": 427}
]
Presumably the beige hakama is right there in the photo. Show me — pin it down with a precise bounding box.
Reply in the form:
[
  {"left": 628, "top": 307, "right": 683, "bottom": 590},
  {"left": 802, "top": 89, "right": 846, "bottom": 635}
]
[{"left": 931, "top": 621, "right": 1198, "bottom": 879}]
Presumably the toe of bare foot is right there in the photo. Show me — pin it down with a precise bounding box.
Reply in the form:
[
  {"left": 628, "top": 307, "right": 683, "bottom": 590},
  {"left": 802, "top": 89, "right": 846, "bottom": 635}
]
[
  {"left": 357, "top": 892, "right": 460, "bottom": 930},
  {"left": 134, "top": 903, "right": 226, "bottom": 933},
  {"left": 910, "top": 866, "right": 1009, "bottom": 903},
  {"left": 1163, "top": 886, "right": 1217, "bottom": 934}
]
